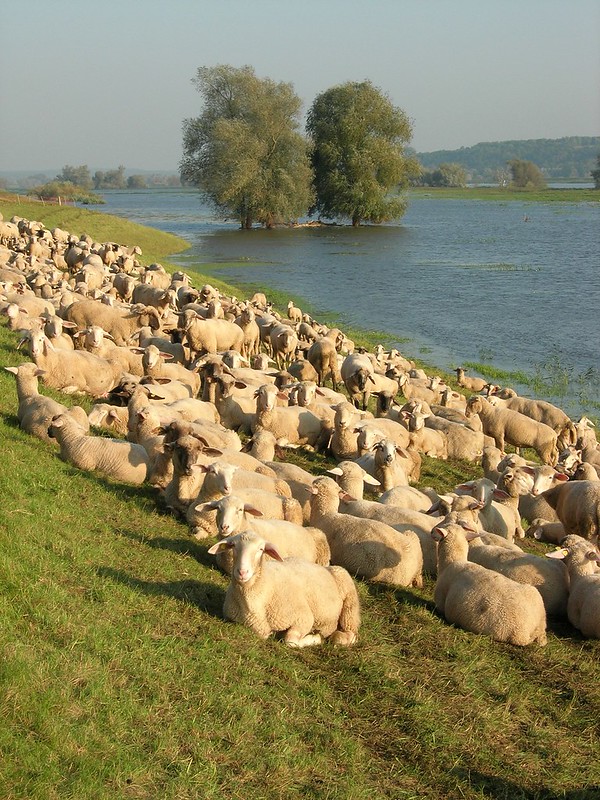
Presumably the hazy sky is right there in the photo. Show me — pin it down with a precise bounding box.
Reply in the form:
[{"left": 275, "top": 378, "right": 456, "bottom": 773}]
[{"left": 2, "top": 0, "right": 599, "bottom": 173}]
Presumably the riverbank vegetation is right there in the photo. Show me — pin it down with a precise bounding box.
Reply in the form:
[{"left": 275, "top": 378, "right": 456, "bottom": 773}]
[{"left": 2, "top": 201, "right": 600, "bottom": 798}]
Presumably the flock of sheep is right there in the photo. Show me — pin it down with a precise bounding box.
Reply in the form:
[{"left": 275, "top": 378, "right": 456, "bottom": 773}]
[{"left": 2, "top": 211, "right": 600, "bottom": 649}]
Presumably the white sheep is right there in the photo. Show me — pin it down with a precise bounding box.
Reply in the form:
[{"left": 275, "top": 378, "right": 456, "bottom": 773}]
[
  {"left": 432, "top": 522, "right": 547, "bottom": 646},
  {"left": 465, "top": 395, "right": 559, "bottom": 466},
  {"left": 251, "top": 383, "right": 325, "bottom": 450},
  {"left": 547, "top": 535, "right": 600, "bottom": 638},
  {"left": 208, "top": 530, "right": 360, "bottom": 646},
  {"left": 467, "top": 536, "right": 569, "bottom": 619},
  {"left": 202, "top": 494, "right": 330, "bottom": 568},
  {"left": 48, "top": 412, "right": 149, "bottom": 485},
  {"left": 355, "top": 438, "right": 411, "bottom": 492},
  {"left": 5, "top": 362, "right": 89, "bottom": 443},
  {"left": 309, "top": 476, "right": 424, "bottom": 587}
]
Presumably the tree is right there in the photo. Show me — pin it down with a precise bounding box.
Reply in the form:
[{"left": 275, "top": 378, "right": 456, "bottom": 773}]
[
  {"left": 508, "top": 159, "right": 547, "bottom": 190},
  {"left": 56, "top": 164, "right": 92, "bottom": 189},
  {"left": 591, "top": 153, "right": 600, "bottom": 189},
  {"left": 418, "top": 162, "right": 467, "bottom": 188},
  {"left": 93, "top": 166, "right": 126, "bottom": 190},
  {"left": 127, "top": 174, "right": 147, "bottom": 189},
  {"left": 306, "top": 81, "right": 416, "bottom": 226},
  {"left": 180, "top": 64, "right": 313, "bottom": 229}
]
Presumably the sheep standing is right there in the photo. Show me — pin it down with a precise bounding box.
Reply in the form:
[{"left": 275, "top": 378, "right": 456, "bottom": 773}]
[
  {"left": 465, "top": 396, "right": 559, "bottom": 466},
  {"left": 208, "top": 531, "right": 360, "bottom": 647},
  {"left": 432, "top": 523, "right": 547, "bottom": 646}
]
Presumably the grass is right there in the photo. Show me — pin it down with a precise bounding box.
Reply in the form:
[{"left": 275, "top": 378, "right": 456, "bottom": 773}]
[
  {"left": 410, "top": 186, "right": 600, "bottom": 203},
  {"left": 2, "top": 199, "right": 600, "bottom": 799}
]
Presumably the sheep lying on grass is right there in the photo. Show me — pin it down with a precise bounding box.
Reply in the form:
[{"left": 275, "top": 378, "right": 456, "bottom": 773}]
[
  {"left": 309, "top": 476, "right": 424, "bottom": 587},
  {"left": 208, "top": 531, "right": 360, "bottom": 647},
  {"left": 547, "top": 535, "right": 600, "bottom": 638},
  {"left": 5, "top": 362, "right": 89, "bottom": 443},
  {"left": 48, "top": 412, "right": 149, "bottom": 485},
  {"left": 432, "top": 522, "right": 547, "bottom": 646}
]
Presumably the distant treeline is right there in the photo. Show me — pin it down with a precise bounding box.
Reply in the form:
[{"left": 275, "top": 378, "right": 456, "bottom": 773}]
[{"left": 415, "top": 136, "right": 600, "bottom": 182}]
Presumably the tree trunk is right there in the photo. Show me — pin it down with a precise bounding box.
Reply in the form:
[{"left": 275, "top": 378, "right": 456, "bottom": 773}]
[
  {"left": 352, "top": 215, "right": 361, "bottom": 227},
  {"left": 240, "top": 214, "right": 253, "bottom": 230}
]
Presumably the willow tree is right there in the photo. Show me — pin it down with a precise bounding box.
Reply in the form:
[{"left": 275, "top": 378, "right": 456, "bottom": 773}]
[
  {"left": 180, "top": 65, "right": 313, "bottom": 229},
  {"left": 306, "top": 81, "right": 416, "bottom": 226}
]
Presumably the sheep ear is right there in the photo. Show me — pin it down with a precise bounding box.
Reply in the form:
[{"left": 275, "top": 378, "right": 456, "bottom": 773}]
[
  {"left": 395, "top": 446, "right": 409, "bottom": 459},
  {"left": 207, "top": 539, "right": 233, "bottom": 555},
  {"left": 160, "top": 351, "right": 174, "bottom": 361},
  {"left": 243, "top": 504, "right": 263, "bottom": 517},
  {"left": 493, "top": 488, "right": 509, "bottom": 501},
  {"left": 263, "top": 541, "right": 284, "bottom": 561},
  {"left": 234, "top": 381, "right": 247, "bottom": 390},
  {"left": 456, "top": 481, "right": 474, "bottom": 490},
  {"left": 554, "top": 472, "right": 570, "bottom": 483},
  {"left": 362, "top": 473, "right": 380, "bottom": 486},
  {"left": 327, "top": 467, "right": 344, "bottom": 476},
  {"left": 546, "top": 548, "right": 568, "bottom": 560},
  {"left": 4, "top": 366, "right": 18, "bottom": 374},
  {"left": 431, "top": 527, "right": 447, "bottom": 542}
]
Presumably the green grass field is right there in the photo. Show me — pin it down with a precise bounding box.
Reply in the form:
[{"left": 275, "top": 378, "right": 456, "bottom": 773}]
[{"left": 1, "top": 199, "right": 600, "bottom": 800}]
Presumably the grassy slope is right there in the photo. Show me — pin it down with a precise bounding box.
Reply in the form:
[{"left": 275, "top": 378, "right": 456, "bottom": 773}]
[{"left": 1, "top": 200, "right": 600, "bottom": 800}]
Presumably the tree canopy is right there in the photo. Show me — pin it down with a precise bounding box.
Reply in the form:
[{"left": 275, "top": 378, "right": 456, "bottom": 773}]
[
  {"left": 591, "top": 153, "right": 600, "bottom": 189},
  {"left": 180, "top": 65, "right": 313, "bottom": 229},
  {"left": 306, "top": 81, "right": 415, "bottom": 226},
  {"left": 508, "top": 158, "right": 547, "bottom": 190},
  {"left": 417, "top": 162, "right": 467, "bottom": 188},
  {"left": 56, "top": 164, "right": 92, "bottom": 189}
]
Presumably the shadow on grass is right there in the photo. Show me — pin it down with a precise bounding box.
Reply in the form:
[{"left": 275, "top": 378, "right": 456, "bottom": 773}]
[
  {"left": 113, "top": 527, "right": 216, "bottom": 569},
  {"left": 451, "top": 768, "right": 599, "bottom": 800},
  {"left": 365, "top": 579, "right": 437, "bottom": 612},
  {"left": 97, "top": 565, "right": 225, "bottom": 618}
]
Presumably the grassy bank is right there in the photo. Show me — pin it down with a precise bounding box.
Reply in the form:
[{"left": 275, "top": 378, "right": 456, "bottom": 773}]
[
  {"left": 2, "top": 200, "right": 600, "bottom": 799},
  {"left": 410, "top": 186, "right": 599, "bottom": 202}
]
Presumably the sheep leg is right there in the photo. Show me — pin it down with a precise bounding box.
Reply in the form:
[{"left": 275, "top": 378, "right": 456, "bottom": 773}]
[
  {"left": 329, "top": 630, "right": 357, "bottom": 646},
  {"left": 284, "top": 630, "right": 323, "bottom": 648}
]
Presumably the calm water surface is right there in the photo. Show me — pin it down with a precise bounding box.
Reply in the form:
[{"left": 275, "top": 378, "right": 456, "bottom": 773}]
[{"left": 95, "top": 189, "right": 600, "bottom": 416}]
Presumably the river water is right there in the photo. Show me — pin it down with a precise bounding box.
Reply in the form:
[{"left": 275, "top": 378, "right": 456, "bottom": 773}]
[{"left": 93, "top": 188, "right": 600, "bottom": 418}]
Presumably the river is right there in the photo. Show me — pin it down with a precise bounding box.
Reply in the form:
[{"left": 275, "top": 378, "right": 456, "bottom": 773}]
[{"left": 93, "top": 188, "right": 600, "bottom": 418}]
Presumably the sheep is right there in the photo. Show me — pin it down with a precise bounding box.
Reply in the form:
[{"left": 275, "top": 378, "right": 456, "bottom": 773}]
[
  {"left": 201, "top": 494, "right": 330, "bottom": 569},
  {"left": 87, "top": 403, "right": 129, "bottom": 436},
  {"left": 208, "top": 530, "right": 360, "bottom": 646},
  {"left": 213, "top": 375, "right": 257, "bottom": 433},
  {"left": 179, "top": 309, "right": 245, "bottom": 358},
  {"left": 329, "top": 401, "right": 368, "bottom": 461},
  {"left": 527, "top": 518, "right": 566, "bottom": 544},
  {"left": 65, "top": 300, "right": 161, "bottom": 346},
  {"left": 139, "top": 344, "right": 200, "bottom": 397},
  {"left": 455, "top": 367, "right": 487, "bottom": 392},
  {"left": 356, "top": 438, "right": 411, "bottom": 492},
  {"left": 404, "top": 410, "right": 448, "bottom": 459},
  {"left": 488, "top": 389, "right": 576, "bottom": 449},
  {"left": 268, "top": 323, "right": 299, "bottom": 369},
  {"left": 127, "top": 405, "right": 173, "bottom": 489},
  {"left": 251, "top": 383, "right": 325, "bottom": 450},
  {"left": 398, "top": 373, "right": 445, "bottom": 406},
  {"left": 340, "top": 352, "right": 375, "bottom": 410},
  {"left": 514, "top": 465, "right": 568, "bottom": 523},
  {"left": 466, "top": 536, "right": 569, "bottom": 619},
  {"left": 378, "top": 485, "right": 438, "bottom": 513},
  {"left": 307, "top": 335, "right": 340, "bottom": 390},
  {"left": 326, "top": 460, "right": 381, "bottom": 499},
  {"left": 547, "top": 535, "right": 600, "bottom": 638},
  {"left": 424, "top": 414, "right": 484, "bottom": 462},
  {"left": 455, "top": 477, "right": 522, "bottom": 542},
  {"left": 286, "top": 300, "right": 303, "bottom": 324},
  {"left": 541, "top": 480, "right": 600, "bottom": 542},
  {"left": 465, "top": 396, "right": 559, "bottom": 466},
  {"left": 432, "top": 522, "right": 547, "bottom": 646},
  {"left": 130, "top": 326, "right": 187, "bottom": 365},
  {"left": 355, "top": 425, "right": 421, "bottom": 484},
  {"left": 75, "top": 325, "right": 144, "bottom": 377},
  {"left": 4, "top": 363, "right": 89, "bottom": 443},
  {"left": 234, "top": 304, "right": 261, "bottom": 358},
  {"left": 22, "top": 329, "right": 121, "bottom": 398},
  {"left": 47, "top": 413, "right": 149, "bottom": 485},
  {"left": 309, "top": 476, "right": 424, "bottom": 587}
]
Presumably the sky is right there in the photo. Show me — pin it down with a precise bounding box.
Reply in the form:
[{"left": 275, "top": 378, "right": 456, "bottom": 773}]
[{"left": 1, "top": 0, "right": 599, "bottom": 173}]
